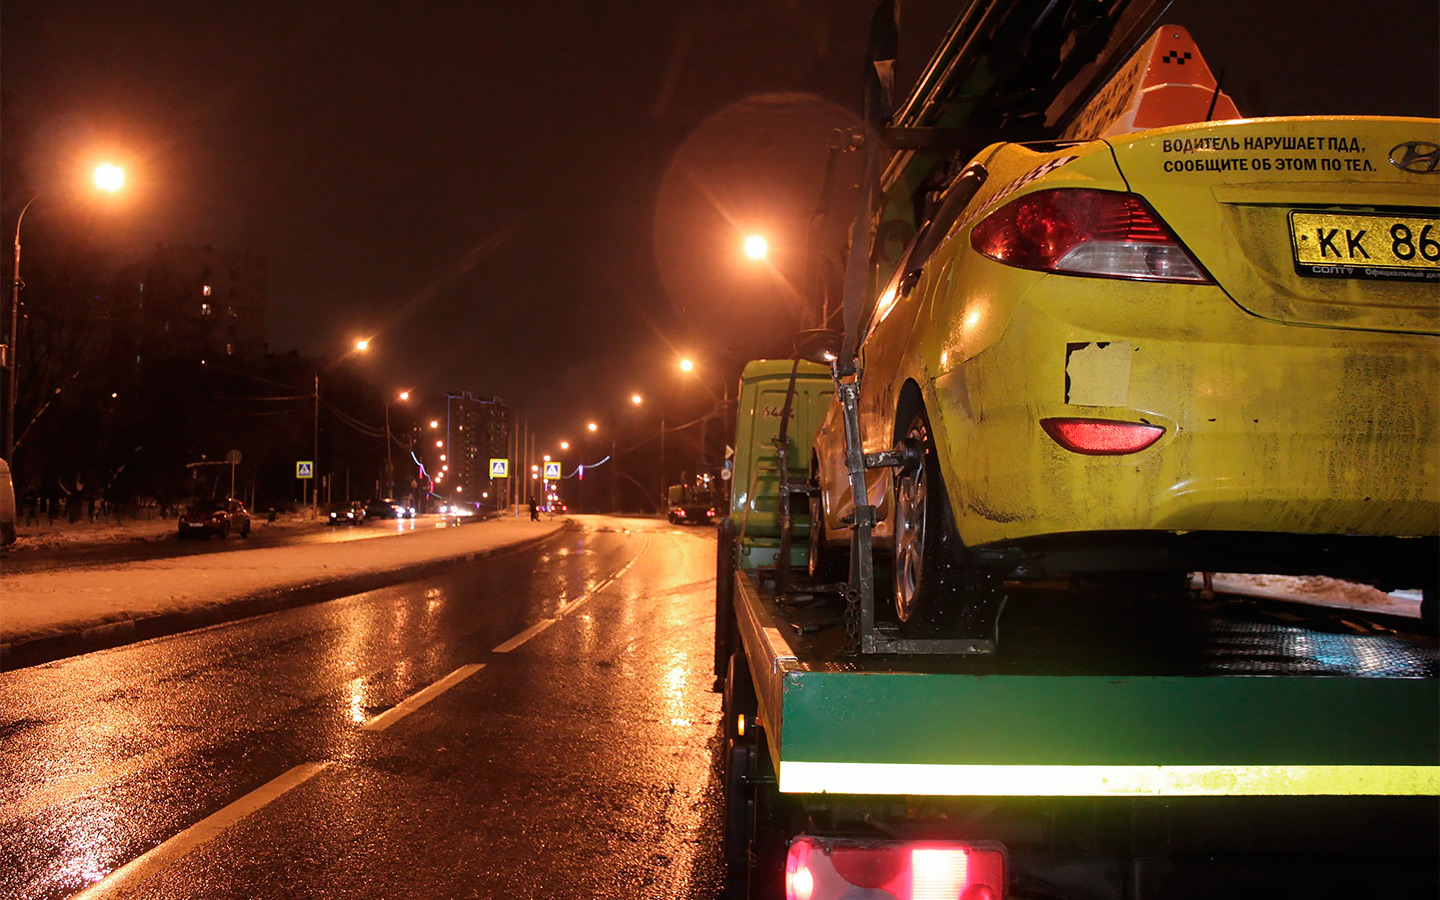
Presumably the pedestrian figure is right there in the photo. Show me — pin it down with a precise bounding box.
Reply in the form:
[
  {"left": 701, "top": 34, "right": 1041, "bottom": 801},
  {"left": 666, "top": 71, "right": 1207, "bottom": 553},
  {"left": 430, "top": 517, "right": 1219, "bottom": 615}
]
[{"left": 528, "top": 497, "right": 540, "bottom": 521}]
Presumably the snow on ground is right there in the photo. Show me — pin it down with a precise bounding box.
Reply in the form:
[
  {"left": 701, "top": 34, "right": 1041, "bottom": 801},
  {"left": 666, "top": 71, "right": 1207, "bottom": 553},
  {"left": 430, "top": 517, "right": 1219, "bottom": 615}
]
[
  {"left": 1203, "top": 573, "right": 1422, "bottom": 618},
  {"left": 9, "top": 509, "right": 315, "bottom": 552},
  {"left": 1, "top": 515, "right": 567, "bottom": 644}
]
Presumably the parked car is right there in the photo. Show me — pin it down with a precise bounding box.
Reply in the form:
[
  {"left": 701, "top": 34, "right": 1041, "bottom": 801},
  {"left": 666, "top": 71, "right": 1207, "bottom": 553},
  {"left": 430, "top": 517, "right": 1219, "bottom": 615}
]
[
  {"left": 811, "top": 111, "right": 1440, "bottom": 632},
  {"left": 178, "top": 498, "right": 251, "bottom": 539},
  {"left": 327, "top": 501, "right": 366, "bottom": 526},
  {"left": 365, "top": 498, "right": 415, "bottom": 519},
  {"left": 0, "top": 459, "right": 15, "bottom": 547}
]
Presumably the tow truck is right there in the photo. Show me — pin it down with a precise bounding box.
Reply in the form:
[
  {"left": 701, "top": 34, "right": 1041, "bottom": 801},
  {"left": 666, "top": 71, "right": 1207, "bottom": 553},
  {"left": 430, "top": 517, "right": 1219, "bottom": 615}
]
[{"left": 711, "top": 4, "right": 1439, "bottom": 897}]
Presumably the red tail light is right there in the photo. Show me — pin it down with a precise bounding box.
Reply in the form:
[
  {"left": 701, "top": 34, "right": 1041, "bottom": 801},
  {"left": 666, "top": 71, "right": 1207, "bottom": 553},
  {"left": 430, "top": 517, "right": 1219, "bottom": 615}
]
[
  {"left": 785, "top": 837, "right": 1006, "bottom": 900},
  {"left": 1042, "top": 417, "right": 1166, "bottom": 455},
  {"left": 971, "top": 188, "right": 1210, "bottom": 283}
]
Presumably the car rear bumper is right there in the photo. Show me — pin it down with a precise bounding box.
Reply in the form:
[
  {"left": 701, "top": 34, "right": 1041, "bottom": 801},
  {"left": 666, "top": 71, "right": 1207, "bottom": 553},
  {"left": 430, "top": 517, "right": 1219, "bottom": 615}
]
[{"left": 930, "top": 279, "right": 1440, "bottom": 551}]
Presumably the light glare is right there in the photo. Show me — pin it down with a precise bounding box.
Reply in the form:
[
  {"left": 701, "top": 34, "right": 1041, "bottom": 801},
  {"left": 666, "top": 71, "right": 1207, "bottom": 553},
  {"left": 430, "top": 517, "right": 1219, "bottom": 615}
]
[
  {"left": 743, "top": 234, "right": 769, "bottom": 260},
  {"left": 93, "top": 163, "right": 125, "bottom": 193}
]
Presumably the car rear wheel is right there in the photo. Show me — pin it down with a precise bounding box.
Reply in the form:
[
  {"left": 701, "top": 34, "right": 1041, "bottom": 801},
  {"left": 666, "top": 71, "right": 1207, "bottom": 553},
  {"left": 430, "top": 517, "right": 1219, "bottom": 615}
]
[
  {"left": 807, "top": 479, "right": 847, "bottom": 586},
  {"left": 893, "top": 407, "right": 962, "bottom": 631}
]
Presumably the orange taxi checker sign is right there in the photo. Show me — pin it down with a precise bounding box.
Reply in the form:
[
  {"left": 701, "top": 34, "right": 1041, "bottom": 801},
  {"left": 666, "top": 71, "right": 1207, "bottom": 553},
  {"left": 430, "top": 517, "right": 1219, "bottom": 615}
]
[{"left": 1291, "top": 212, "right": 1440, "bottom": 280}]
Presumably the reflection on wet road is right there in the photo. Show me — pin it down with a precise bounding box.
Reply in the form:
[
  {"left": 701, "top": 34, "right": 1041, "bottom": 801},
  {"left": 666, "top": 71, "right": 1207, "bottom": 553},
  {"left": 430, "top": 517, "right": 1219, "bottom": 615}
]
[{"left": 0, "top": 515, "right": 724, "bottom": 900}]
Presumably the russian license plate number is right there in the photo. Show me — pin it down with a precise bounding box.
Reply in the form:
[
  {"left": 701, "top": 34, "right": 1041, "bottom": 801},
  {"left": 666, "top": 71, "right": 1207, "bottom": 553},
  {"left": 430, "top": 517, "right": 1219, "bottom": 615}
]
[{"left": 1290, "top": 211, "right": 1440, "bottom": 281}]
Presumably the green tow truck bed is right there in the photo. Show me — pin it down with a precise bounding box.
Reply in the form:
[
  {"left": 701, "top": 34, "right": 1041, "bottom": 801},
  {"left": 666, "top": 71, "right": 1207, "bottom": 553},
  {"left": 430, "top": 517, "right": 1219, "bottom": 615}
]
[
  {"left": 722, "top": 563, "right": 1439, "bottom": 898},
  {"left": 735, "top": 570, "right": 1438, "bottom": 800}
]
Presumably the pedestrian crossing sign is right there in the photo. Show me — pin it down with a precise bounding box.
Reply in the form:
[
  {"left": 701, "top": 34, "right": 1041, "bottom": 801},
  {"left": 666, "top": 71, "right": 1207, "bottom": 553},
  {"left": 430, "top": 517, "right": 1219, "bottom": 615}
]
[
  {"left": 490, "top": 458, "right": 509, "bottom": 478},
  {"left": 544, "top": 461, "right": 561, "bottom": 480},
  {"left": 297, "top": 461, "right": 314, "bottom": 479}
]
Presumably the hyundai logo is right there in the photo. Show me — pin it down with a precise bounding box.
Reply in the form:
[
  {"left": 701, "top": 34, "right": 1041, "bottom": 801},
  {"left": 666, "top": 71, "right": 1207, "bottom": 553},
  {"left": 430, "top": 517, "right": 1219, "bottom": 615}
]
[{"left": 1389, "top": 141, "right": 1440, "bottom": 174}]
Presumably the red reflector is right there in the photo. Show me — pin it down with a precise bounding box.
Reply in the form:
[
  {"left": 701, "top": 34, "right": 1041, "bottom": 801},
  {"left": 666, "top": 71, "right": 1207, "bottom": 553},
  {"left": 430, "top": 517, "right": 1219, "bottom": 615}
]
[
  {"left": 786, "top": 837, "right": 1006, "bottom": 900},
  {"left": 1041, "top": 418, "right": 1165, "bottom": 455}
]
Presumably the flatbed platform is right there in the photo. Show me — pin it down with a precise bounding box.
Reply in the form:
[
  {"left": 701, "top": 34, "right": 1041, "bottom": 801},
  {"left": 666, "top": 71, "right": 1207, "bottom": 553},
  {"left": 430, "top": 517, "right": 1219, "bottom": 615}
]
[{"left": 734, "top": 570, "right": 1440, "bottom": 798}]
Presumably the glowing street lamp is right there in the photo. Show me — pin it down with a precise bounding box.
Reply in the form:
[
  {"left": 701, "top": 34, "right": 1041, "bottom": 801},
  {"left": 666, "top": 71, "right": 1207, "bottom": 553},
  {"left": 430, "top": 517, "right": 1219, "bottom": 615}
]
[
  {"left": 559, "top": 441, "right": 570, "bottom": 451},
  {"left": 678, "top": 357, "right": 695, "bottom": 373},
  {"left": 6, "top": 161, "right": 129, "bottom": 461},
  {"left": 743, "top": 234, "right": 769, "bottom": 261},
  {"left": 355, "top": 338, "right": 370, "bottom": 352},
  {"left": 93, "top": 163, "right": 126, "bottom": 193}
]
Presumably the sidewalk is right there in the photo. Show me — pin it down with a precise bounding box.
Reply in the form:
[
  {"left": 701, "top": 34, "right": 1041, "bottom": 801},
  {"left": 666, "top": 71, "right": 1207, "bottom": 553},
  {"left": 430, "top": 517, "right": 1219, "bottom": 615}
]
[{"left": 1, "top": 515, "right": 570, "bottom": 670}]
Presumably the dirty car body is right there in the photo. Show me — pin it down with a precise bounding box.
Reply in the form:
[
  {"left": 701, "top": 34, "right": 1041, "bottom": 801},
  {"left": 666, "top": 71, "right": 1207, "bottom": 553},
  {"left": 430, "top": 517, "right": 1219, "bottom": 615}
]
[{"left": 813, "top": 115, "right": 1440, "bottom": 603}]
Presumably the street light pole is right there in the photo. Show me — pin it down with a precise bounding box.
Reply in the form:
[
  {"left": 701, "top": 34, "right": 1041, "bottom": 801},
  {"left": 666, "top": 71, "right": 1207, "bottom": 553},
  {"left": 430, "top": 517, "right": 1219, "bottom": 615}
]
[
  {"left": 313, "top": 371, "right": 319, "bottom": 512},
  {"left": 3, "top": 195, "right": 41, "bottom": 464}
]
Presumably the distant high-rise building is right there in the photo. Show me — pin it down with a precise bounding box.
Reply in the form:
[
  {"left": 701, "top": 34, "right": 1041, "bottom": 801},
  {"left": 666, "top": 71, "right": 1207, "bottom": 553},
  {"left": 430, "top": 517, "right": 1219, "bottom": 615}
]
[
  {"left": 110, "top": 244, "right": 267, "bottom": 364},
  {"left": 444, "top": 392, "right": 510, "bottom": 507}
]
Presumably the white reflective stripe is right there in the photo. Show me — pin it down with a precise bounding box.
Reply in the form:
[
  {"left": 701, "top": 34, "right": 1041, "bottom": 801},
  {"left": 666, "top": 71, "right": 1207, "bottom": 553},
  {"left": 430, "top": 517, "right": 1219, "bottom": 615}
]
[{"left": 780, "top": 761, "right": 1440, "bottom": 797}]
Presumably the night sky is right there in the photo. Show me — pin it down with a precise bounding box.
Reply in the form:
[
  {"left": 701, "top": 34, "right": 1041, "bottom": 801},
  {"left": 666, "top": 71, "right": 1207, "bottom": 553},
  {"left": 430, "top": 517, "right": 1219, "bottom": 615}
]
[{"left": 4, "top": 1, "right": 1437, "bottom": 446}]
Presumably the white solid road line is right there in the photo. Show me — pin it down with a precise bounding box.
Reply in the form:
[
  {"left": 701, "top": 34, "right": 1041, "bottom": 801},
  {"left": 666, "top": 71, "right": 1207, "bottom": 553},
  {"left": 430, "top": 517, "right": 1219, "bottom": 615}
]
[
  {"left": 361, "top": 663, "right": 487, "bottom": 731},
  {"left": 71, "top": 761, "right": 331, "bottom": 900}
]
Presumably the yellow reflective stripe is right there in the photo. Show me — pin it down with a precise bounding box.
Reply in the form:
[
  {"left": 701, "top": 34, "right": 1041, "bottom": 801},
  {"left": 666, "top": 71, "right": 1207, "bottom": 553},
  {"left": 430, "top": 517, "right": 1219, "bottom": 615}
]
[{"left": 780, "top": 762, "right": 1440, "bottom": 797}]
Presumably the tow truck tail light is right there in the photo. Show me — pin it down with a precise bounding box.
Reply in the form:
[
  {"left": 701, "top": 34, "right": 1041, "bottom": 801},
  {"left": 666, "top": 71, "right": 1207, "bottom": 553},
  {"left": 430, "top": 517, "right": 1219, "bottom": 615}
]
[
  {"left": 785, "top": 837, "right": 1005, "bottom": 900},
  {"left": 971, "top": 188, "right": 1210, "bottom": 283},
  {"left": 1042, "top": 417, "right": 1165, "bottom": 455}
]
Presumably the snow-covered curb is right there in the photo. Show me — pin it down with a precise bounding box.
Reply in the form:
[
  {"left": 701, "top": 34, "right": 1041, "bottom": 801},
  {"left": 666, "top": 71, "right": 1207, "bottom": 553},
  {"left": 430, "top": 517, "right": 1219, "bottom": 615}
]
[{"left": 1, "top": 517, "right": 570, "bottom": 668}]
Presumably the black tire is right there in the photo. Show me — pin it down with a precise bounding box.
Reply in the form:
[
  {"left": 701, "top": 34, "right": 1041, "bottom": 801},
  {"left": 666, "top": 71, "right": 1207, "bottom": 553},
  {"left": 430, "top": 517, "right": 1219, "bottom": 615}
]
[
  {"left": 721, "top": 651, "right": 759, "bottom": 899},
  {"left": 807, "top": 477, "right": 847, "bottom": 587},
  {"left": 892, "top": 406, "right": 964, "bottom": 633}
]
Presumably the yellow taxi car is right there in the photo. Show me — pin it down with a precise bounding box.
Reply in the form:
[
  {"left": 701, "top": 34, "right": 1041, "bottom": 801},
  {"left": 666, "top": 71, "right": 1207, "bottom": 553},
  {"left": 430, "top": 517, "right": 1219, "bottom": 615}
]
[{"left": 812, "top": 91, "right": 1439, "bottom": 632}]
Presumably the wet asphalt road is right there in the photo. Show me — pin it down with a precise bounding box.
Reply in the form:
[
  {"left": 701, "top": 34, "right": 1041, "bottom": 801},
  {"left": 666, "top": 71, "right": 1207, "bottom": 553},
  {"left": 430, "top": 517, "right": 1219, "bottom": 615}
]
[{"left": 0, "top": 515, "right": 725, "bottom": 900}]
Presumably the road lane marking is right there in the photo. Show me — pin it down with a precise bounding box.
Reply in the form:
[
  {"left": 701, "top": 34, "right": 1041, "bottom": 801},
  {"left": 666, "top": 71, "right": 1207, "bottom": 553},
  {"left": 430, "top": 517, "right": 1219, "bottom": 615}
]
[
  {"left": 360, "top": 663, "right": 486, "bottom": 731},
  {"left": 492, "top": 539, "right": 651, "bottom": 653},
  {"left": 71, "top": 762, "right": 330, "bottom": 900}
]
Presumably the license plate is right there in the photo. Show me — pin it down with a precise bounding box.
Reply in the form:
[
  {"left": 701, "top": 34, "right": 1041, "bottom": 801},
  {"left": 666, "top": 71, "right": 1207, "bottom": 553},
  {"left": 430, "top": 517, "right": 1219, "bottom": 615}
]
[{"left": 1290, "top": 211, "right": 1440, "bottom": 281}]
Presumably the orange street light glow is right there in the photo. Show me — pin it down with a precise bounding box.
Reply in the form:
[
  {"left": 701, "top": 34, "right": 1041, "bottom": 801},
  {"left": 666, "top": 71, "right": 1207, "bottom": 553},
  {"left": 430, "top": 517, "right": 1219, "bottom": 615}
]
[
  {"left": 355, "top": 339, "right": 370, "bottom": 352},
  {"left": 93, "top": 163, "right": 126, "bottom": 193},
  {"left": 397, "top": 390, "right": 410, "bottom": 401},
  {"left": 743, "top": 234, "right": 768, "bottom": 260},
  {"left": 679, "top": 358, "right": 695, "bottom": 372},
  {"left": 631, "top": 393, "right": 643, "bottom": 405},
  {"left": 559, "top": 441, "right": 570, "bottom": 450},
  {"left": 587, "top": 422, "right": 598, "bottom": 433}
]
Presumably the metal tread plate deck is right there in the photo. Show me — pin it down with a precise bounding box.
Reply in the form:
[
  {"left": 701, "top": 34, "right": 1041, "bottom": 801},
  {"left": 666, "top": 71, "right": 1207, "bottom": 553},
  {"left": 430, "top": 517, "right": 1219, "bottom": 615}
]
[{"left": 734, "top": 572, "right": 1440, "bottom": 798}]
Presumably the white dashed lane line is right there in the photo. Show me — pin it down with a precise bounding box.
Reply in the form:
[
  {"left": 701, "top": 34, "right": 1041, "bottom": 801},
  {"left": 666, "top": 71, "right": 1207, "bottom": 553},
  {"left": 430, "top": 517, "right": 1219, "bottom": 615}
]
[
  {"left": 361, "top": 663, "right": 487, "bottom": 731},
  {"left": 491, "top": 539, "right": 649, "bottom": 652},
  {"left": 72, "top": 762, "right": 331, "bottom": 900}
]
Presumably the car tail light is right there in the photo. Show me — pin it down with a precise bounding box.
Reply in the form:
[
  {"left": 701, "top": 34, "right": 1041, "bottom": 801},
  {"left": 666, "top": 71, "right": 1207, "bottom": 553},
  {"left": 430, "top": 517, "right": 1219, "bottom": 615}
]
[
  {"left": 971, "top": 188, "right": 1210, "bottom": 283},
  {"left": 785, "top": 837, "right": 1005, "bottom": 900},
  {"left": 1042, "top": 417, "right": 1165, "bottom": 455}
]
